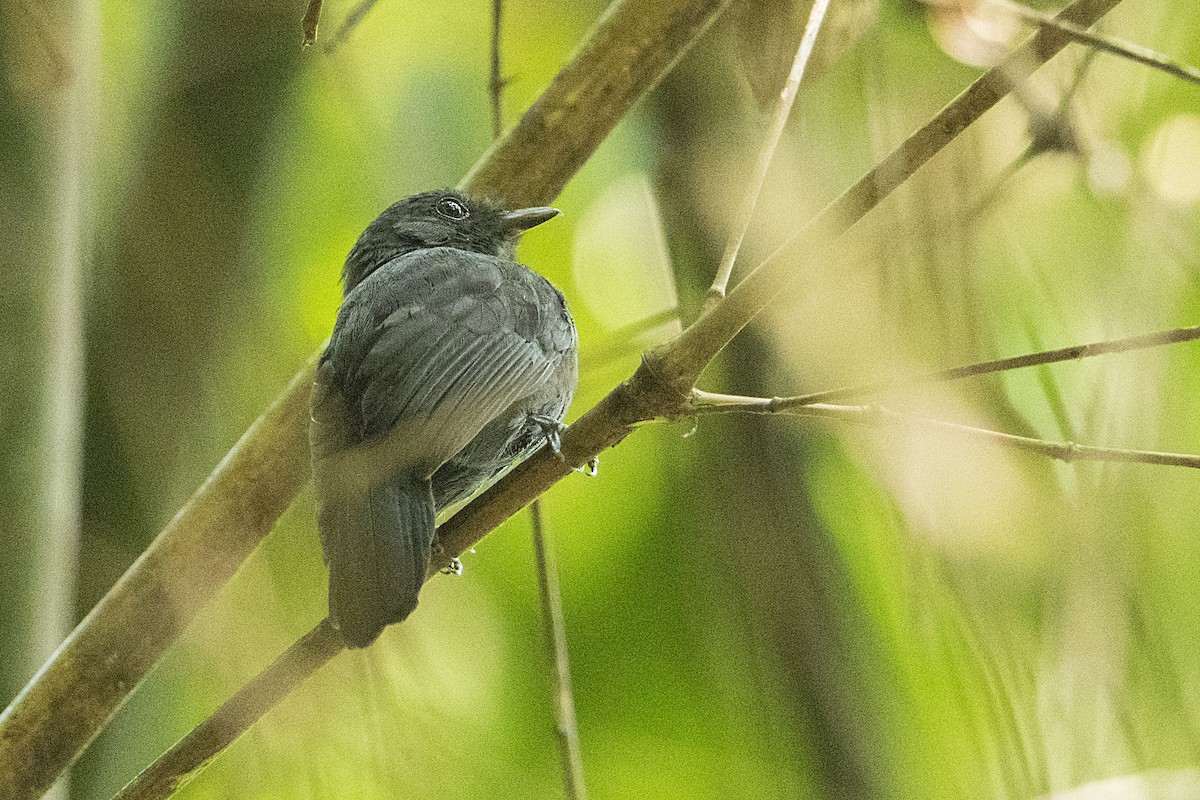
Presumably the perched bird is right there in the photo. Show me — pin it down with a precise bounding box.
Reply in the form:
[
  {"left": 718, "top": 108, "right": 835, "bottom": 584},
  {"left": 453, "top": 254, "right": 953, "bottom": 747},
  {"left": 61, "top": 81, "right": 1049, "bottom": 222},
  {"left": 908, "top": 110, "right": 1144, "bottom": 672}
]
[{"left": 310, "top": 190, "right": 578, "bottom": 648}]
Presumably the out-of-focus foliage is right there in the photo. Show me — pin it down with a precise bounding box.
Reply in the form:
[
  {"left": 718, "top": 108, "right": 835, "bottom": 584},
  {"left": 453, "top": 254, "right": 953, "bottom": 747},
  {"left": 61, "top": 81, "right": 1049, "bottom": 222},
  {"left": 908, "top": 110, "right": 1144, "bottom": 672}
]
[{"left": 2, "top": 0, "right": 1199, "bottom": 798}]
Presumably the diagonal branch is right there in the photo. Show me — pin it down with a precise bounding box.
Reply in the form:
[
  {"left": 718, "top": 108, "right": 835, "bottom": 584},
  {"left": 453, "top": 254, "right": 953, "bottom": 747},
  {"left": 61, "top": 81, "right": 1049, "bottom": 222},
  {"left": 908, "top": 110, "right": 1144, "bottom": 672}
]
[
  {"left": 0, "top": 1, "right": 737, "bottom": 797},
  {"left": 114, "top": 620, "right": 343, "bottom": 800},
  {"left": 987, "top": 0, "right": 1200, "bottom": 85},
  {"left": 651, "top": 0, "right": 1127, "bottom": 392}
]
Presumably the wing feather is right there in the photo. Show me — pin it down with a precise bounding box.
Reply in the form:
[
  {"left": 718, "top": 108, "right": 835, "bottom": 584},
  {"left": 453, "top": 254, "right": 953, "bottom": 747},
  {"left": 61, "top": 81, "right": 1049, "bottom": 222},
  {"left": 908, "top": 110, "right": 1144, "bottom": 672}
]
[{"left": 316, "top": 246, "right": 573, "bottom": 474}]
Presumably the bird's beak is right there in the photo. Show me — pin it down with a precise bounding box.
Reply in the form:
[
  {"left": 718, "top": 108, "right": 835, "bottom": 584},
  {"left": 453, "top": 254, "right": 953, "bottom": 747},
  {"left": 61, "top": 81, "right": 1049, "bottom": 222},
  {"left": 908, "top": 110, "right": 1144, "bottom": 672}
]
[{"left": 501, "top": 206, "right": 560, "bottom": 235}]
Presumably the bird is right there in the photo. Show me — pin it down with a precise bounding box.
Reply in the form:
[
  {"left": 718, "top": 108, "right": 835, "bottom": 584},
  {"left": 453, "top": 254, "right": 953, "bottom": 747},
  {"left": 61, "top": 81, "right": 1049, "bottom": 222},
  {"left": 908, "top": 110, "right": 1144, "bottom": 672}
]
[{"left": 309, "top": 189, "right": 578, "bottom": 648}]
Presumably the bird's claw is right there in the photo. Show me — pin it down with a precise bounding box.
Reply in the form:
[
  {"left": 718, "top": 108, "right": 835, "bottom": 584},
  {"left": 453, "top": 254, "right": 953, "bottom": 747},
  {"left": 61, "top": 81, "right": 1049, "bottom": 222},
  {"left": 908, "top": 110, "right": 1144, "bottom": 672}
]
[
  {"left": 529, "top": 414, "right": 567, "bottom": 461},
  {"left": 432, "top": 538, "right": 462, "bottom": 575},
  {"left": 528, "top": 415, "right": 596, "bottom": 475}
]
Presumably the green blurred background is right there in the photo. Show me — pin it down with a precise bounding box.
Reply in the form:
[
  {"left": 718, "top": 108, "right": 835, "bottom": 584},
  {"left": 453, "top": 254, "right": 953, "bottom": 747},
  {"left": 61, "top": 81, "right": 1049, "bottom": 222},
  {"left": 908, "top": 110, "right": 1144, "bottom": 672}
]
[{"left": 3, "top": 0, "right": 1200, "bottom": 797}]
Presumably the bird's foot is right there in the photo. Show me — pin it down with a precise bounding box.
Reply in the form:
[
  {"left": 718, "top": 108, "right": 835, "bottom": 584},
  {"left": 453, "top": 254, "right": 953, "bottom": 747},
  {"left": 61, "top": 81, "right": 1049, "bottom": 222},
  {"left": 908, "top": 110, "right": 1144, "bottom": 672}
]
[
  {"left": 528, "top": 415, "right": 597, "bottom": 476},
  {"left": 528, "top": 414, "right": 568, "bottom": 461},
  {"left": 432, "top": 538, "right": 464, "bottom": 575}
]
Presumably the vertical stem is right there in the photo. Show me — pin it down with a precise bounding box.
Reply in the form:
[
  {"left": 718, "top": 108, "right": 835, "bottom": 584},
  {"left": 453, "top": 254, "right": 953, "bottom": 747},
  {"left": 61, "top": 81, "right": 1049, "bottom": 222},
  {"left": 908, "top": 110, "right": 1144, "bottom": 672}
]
[
  {"left": 43, "top": 0, "right": 92, "bottom": 695},
  {"left": 0, "top": 0, "right": 94, "bottom": 793},
  {"left": 530, "top": 502, "right": 588, "bottom": 800},
  {"left": 490, "top": 0, "right": 504, "bottom": 139}
]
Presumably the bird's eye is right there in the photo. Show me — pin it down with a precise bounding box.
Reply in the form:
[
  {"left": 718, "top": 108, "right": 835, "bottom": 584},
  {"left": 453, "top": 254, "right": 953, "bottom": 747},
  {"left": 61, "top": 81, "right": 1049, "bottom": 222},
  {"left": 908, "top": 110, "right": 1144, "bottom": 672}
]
[{"left": 436, "top": 197, "right": 469, "bottom": 220}]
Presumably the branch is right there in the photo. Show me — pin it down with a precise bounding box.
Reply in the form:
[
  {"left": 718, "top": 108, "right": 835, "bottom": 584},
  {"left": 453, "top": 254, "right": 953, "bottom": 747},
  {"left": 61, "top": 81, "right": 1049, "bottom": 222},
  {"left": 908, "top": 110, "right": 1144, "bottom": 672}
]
[
  {"left": 650, "top": 0, "right": 1126, "bottom": 393},
  {"left": 987, "top": 0, "right": 1200, "bottom": 86},
  {"left": 114, "top": 621, "right": 343, "bottom": 800},
  {"left": 740, "top": 324, "right": 1200, "bottom": 410},
  {"left": 703, "top": 0, "right": 831, "bottom": 309},
  {"left": 531, "top": 503, "right": 588, "bottom": 800},
  {"left": 689, "top": 393, "right": 1200, "bottom": 470},
  {"left": 0, "top": 2, "right": 736, "bottom": 797}
]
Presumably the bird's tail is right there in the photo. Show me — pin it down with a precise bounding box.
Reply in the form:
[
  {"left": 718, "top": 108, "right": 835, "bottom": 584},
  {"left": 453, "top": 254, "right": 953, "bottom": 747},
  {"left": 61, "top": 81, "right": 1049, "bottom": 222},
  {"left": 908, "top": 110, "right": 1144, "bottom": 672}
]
[{"left": 320, "top": 475, "right": 436, "bottom": 648}]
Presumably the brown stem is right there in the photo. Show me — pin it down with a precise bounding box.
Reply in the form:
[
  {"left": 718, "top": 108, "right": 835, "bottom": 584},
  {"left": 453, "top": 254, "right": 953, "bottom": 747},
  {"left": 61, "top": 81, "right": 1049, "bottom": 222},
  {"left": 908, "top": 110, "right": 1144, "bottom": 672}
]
[
  {"left": 461, "top": 0, "right": 736, "bottom": 207},
  {"left": 113, "top": 620, "right": 344, "bottom": 800},
  {"left": 490, "top": 0, "right": 504, "bottom": 139},
  {"left": 531, "top": 502, "right": 588, "bottom": 800}
]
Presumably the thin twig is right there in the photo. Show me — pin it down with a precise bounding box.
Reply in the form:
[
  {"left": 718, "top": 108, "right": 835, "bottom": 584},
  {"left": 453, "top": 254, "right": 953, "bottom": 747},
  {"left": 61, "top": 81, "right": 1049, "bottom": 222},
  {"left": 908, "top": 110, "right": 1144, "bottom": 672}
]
[
  {"left": 531, "top": 503, "right": 588, "bottom": 800},
  {"left": 324, "top": 0, "right": 382, "bottom": 54},
  {"left": 689, "top": 393, "right": 1200, "bottom": 470},
  {"left": 301, "top": 0, "right": 323, "bottom": 47},
  {"left": 987, "top": 0, "right": 1200, "bottom": 85},
  {"left": 113, "top": 620, "right": 345, "bottom": 800},
  {"left": 727, "top": 324, "right": 1200, "bottom": 410},
  {"left": 490, "top": 0, "right": 505, "bottom": 139},
  {"left": 703, "top": 0, "right": 832, "bottom": 311}
]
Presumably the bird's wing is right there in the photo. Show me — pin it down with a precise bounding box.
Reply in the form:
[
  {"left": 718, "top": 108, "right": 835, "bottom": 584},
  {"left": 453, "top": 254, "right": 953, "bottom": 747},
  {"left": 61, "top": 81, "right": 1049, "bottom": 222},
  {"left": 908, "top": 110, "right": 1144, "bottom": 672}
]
[{"left": 312, "top": 246, "right": 574, "bottom": 474}]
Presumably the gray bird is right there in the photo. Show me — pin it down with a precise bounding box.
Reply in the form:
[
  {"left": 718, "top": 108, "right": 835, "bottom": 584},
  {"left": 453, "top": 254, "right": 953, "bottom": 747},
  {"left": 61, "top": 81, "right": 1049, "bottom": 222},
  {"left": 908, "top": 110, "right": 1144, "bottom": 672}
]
[{"left": 310, "top": 190, "right": 578, "bottom": 648}]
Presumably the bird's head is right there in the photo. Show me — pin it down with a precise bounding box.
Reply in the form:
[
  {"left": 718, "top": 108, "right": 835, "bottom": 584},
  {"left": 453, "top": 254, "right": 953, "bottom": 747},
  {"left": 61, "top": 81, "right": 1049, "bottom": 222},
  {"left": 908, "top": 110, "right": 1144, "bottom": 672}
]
[{"left": 341, "top": 190, "right": 560, "bottom": 292}]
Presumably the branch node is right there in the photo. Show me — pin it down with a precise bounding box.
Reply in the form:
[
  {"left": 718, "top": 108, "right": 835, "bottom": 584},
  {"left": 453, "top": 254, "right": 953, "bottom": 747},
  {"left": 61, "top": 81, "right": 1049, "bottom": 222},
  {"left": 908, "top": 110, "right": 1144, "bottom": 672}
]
[{"left": 635, "top": 350, "right": 695, "bottom": 416}]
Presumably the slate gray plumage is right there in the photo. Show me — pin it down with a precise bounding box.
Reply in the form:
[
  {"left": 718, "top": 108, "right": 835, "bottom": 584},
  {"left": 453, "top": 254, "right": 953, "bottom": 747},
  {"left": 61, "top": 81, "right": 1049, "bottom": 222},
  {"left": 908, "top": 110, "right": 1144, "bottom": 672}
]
[{"left": 310, "top": 191, "right": 577, "bottom": 647}]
